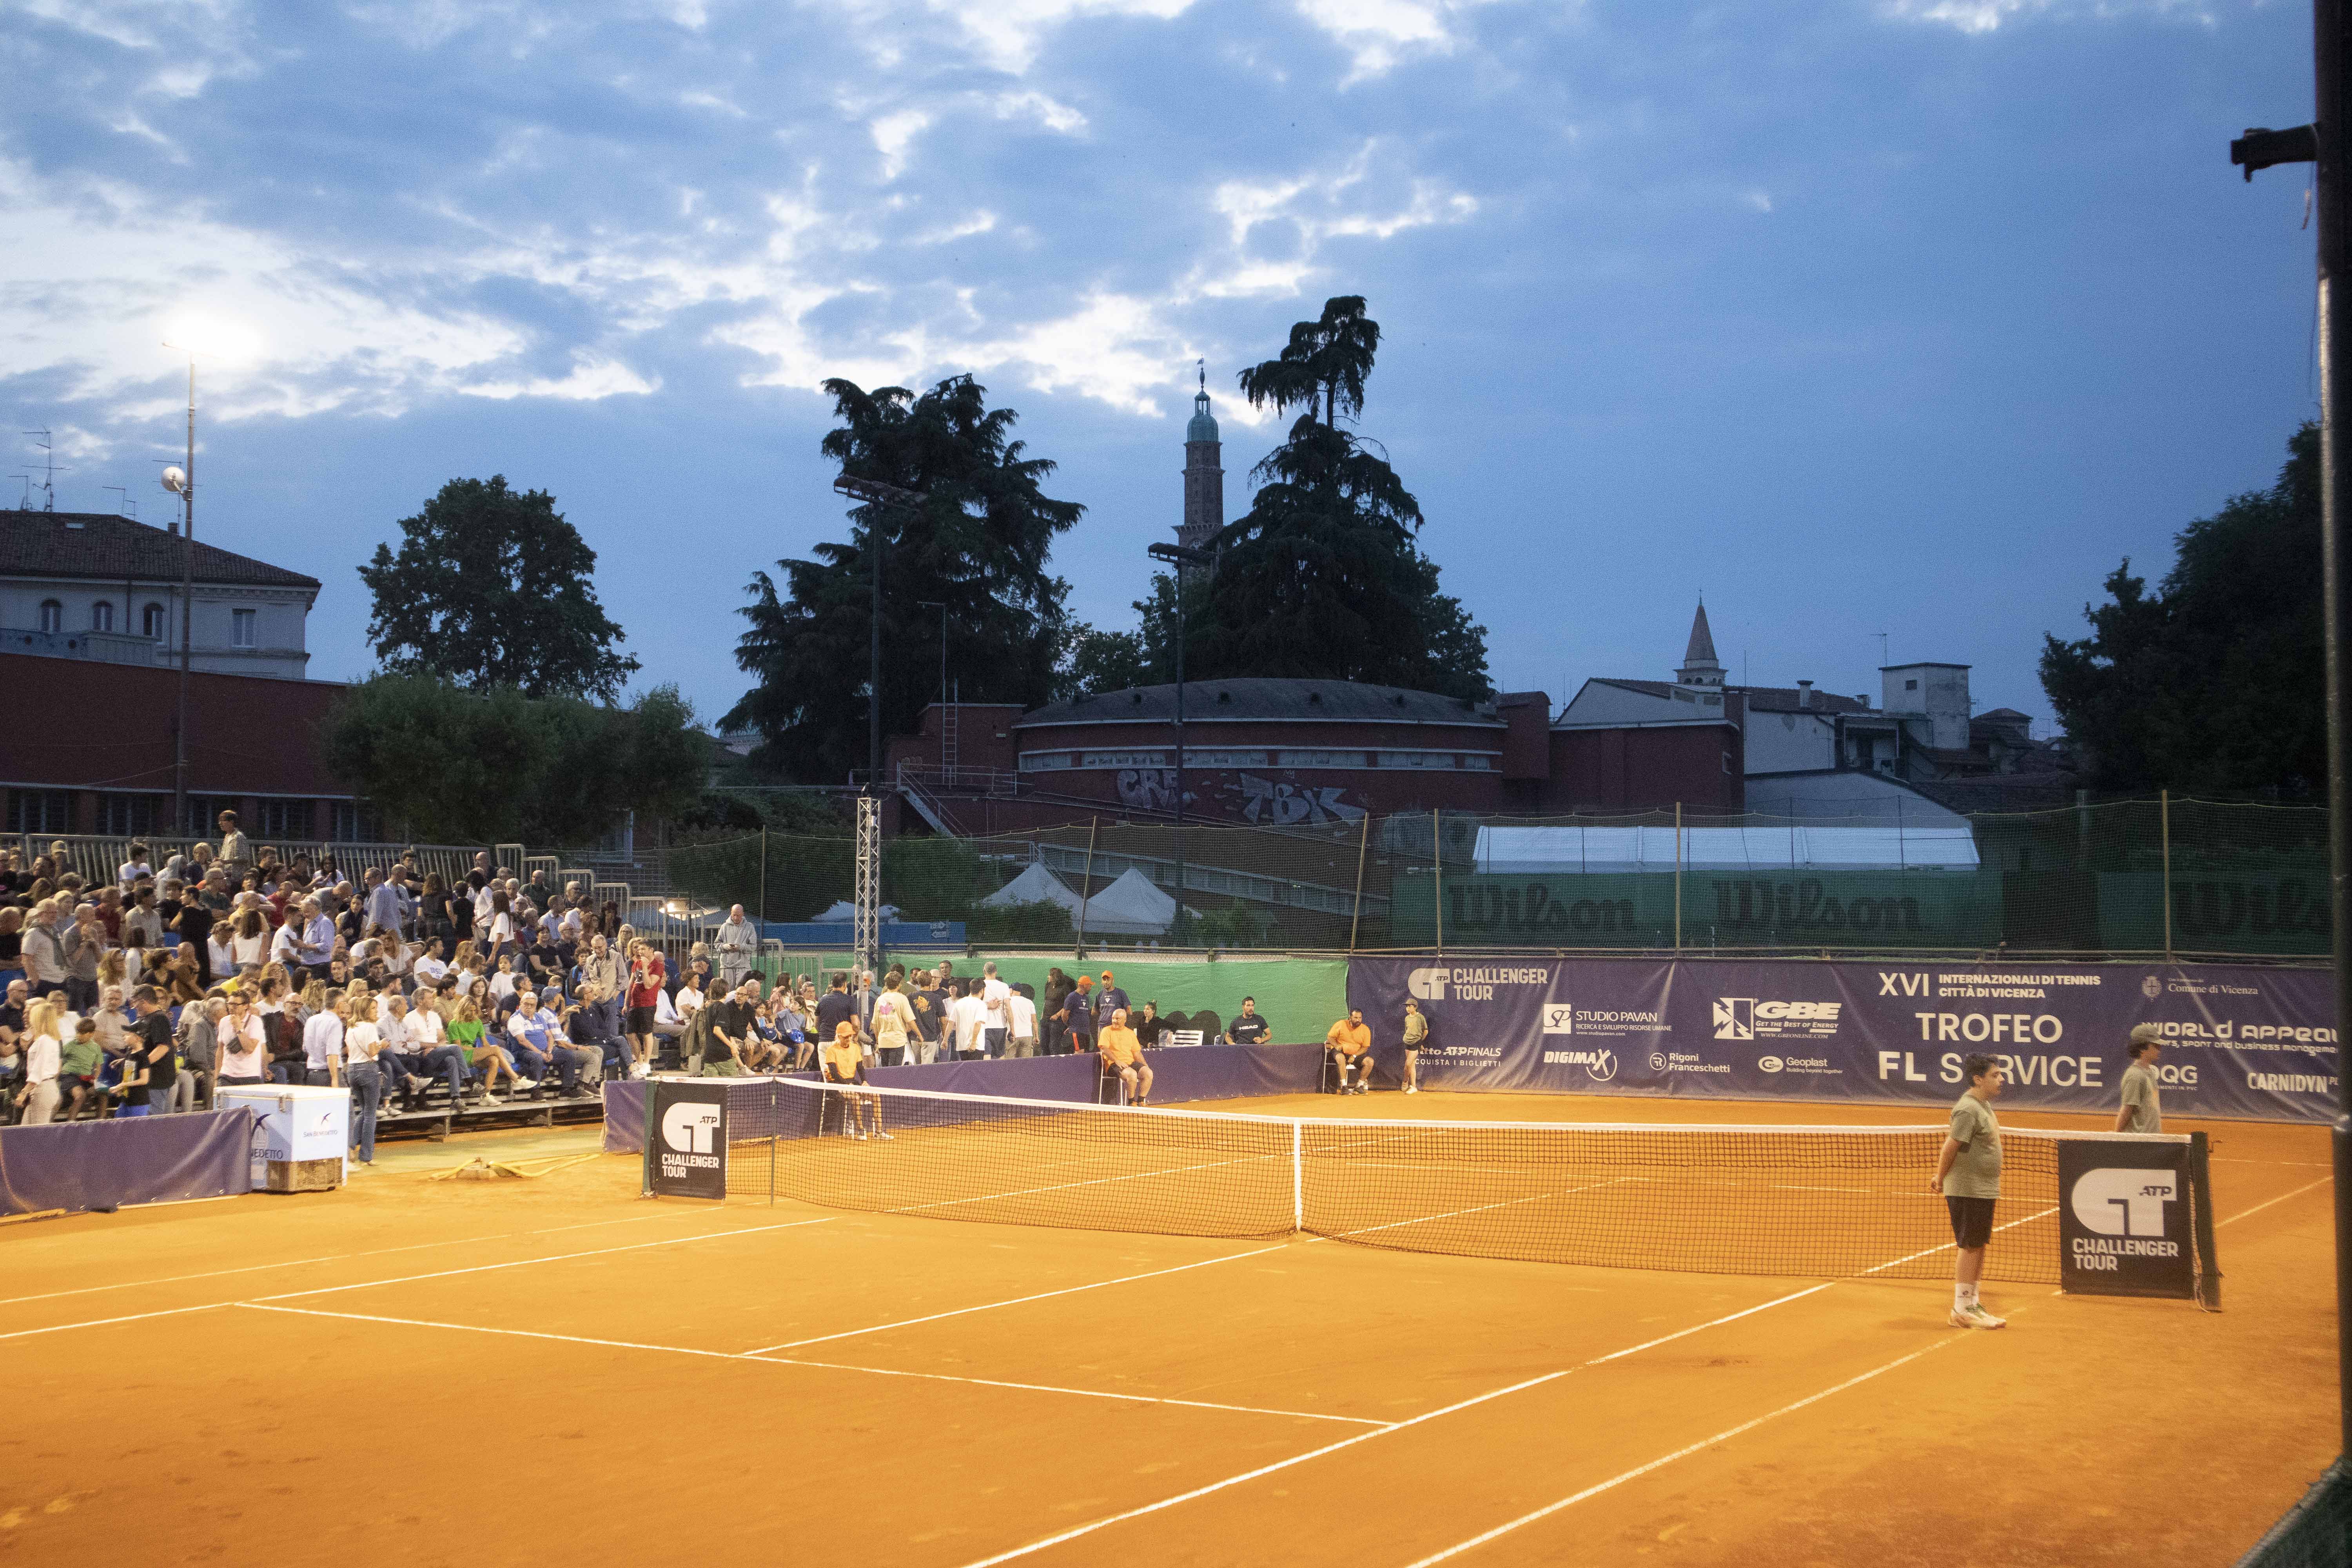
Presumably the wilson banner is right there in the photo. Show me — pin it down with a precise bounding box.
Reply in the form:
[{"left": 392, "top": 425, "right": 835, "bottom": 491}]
[{"left": 1346, "top": 958, "right": 2335, "bottom": 1122}]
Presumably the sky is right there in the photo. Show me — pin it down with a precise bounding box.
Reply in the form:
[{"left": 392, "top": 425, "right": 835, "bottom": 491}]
[{"left": 0, "top": 0, "right": 2321, "bottom": 736}]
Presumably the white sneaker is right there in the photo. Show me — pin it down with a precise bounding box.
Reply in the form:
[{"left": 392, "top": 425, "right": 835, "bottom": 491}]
[
  {"left": 1949, "top": 1303, "right": 2007, "bottom": 1330},
  {"left": 1405, "top": 1084, "right": 1417, "bottom": 1094}
]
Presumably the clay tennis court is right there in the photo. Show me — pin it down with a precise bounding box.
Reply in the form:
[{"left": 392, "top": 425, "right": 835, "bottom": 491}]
[{"left": 3, "top": 1091, "right": 2334, "bottom": 1568}]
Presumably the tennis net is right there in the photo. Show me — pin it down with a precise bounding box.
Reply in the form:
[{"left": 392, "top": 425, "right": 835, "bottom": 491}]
[{"left": 702, "top": 1077, "right": 2204, "bottom": 1287}]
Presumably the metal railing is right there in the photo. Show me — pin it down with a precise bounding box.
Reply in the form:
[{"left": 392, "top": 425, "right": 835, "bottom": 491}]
[{"left": 17, "top": 833, "right": 484, "bottom": 890}]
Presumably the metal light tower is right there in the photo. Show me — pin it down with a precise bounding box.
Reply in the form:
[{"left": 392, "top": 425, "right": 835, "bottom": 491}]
[{"left": 1148, "top": 539, "right": 1216, "bottom": 945}]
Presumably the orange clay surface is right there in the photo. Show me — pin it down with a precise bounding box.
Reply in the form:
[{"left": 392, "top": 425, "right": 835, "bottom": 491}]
[{"left": 0, "top": 1091, "right": 2334, "bottom": 1568}]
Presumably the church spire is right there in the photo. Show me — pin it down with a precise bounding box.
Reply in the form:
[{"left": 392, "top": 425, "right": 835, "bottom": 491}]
[
  {"left": 1676, "top": 599, "right": 1725, "bottom": 688},
  {"left": 1178, "top": 361, "right": 1223, "bottom": 560}
]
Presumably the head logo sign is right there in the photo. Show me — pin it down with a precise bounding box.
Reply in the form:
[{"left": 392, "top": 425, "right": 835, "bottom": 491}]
[
  {"left": 2054, "top": 1141, "right": 2196, "bottom": 1299},
  {"left": 645, "top": 1081, "right": 729, "bottom": 1201}
]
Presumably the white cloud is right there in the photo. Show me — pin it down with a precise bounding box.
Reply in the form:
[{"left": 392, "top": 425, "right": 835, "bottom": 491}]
[
  {"left": 1293, "top": 0, "right": 1507, "bottom": 81},
  {"left": 1876, "top": 0, "right": 2212, "bottom": 31},
  {"left": 871, "top": 110, "right": 931, "bottom": 180},
  {"left": 462, "top": 352, "right": 659, "bottom": 400},
  {"left": 915, "top": 0, "right": 1195, "bottom": 74}
]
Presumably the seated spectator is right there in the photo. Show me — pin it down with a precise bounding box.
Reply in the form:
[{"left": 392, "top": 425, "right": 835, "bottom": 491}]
[
  {"left": 380, "top": 993, "right": 468, "bottom": 1112},
  {"left": 1325, "top": 1009, "right": 1374, "bottom": 1094},
  {"left": 447, "top": 997, "right": 520, "bottom": 1104},
  {"left": 1225, "top": 996, "right": 1270, "bottom": 1046},
  {"left": 820, "top": 1020, "right": 886, "bottom": 1140},
  {"left": 174, "top": 993, "right": 216, "bottom": 1112},
  {"left": 1098, "top": 1007, "right": 1152, "bottom": 1106},
  {"left": 58, "top": 1013, "right": 103, "bottom": 1120},
  {"left": 698, "top": 978, "right": 759, "bottom": 1077},
  {"left": 1132, "top": 1000, "right": 1166, "bottom": 1051},
  {"left": 572, "top": 982, "right": 630, "bottom": 1082}
]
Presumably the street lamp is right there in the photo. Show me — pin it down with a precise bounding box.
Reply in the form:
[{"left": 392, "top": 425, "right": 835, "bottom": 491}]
[
  {"left": 832, "top": 472, "right": 926, "bottom": 791},
  {"left": 917, "top": 599, "right": 949, "bottom": 776},
  {"left": 1147, "top": 539, "right": 1216, "bottom": 945},
  {"left": 159, "top": 342, "right": 199, "bottom": 838}
]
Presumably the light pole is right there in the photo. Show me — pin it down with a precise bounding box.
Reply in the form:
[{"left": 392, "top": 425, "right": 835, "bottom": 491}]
[
  {"left": 918, "top": 599, "right": 948, "bottom": 775},
  {"left": 1148, "top": 540, "right": 1215, "bottom": 945},
  {"left": 832, "top": 472, "right": 925, "bottom": 791},
  {"left": 159, "top": 343, "right": 197, "bottom": 839}
]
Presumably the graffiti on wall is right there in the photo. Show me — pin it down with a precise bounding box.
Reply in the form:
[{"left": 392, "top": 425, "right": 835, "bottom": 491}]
[{"left": 1113, "top": 768, "right": 1365, "bottom": 826}]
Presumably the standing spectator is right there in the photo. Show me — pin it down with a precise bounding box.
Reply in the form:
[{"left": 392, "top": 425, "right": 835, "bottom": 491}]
[
  {"left": 342, "top": 1005, "right": 385, "bottom": 1166},
  {"left": 175, "top": 996, "right": 219, "bottom": 1112},
  {"left": 64, "top": 903, "right": 103, "bottom": 1013},
  {"left": 0, "top": 907, "right": 22, "bottom": 993},
  {"left": 131, "top": 987, "right": 176, "bottom": 1114},
  {"left": 1932, "top": 1053, "right": 2010, "bottom": 1330},
  {"left": 122, "top": 886, "right": 164, "bottom": 951},
  {"left": 215, "top": 996, "right": 268, "bottom": 1089},
  {"left": 1400, "top": 998, "right": 1428, "bottom": 1094},
  {"left": 292, "top": 898, "right": 336, "bottom": 982},
  {"left": 13, "top": 998, "right": 63, "bottom": 1124},
  {"left": 624, "top": 940, "right": 664, "bottom": 1075},
  {"left": 1093, "top": 970, "right": 1130, "bottom": 1033},
  {"left": 980, "top": 963, "right": 1013, "bottom": 1058},
  {"left": 947, "top": 981, "right": 986, "bottom": 1062},
  {"left": 217, "top": 810, "right": 252, "bottom": 884},
  {"left": 907, "top": 970, "right": 945, "bottom": 1065},
  {"left": 1224, "top": 997, "right": 1270, "bottom": 1046},
  {"left": 815, "top": 972, "right": 857, "bottom": 1056},
  {"left": 578, "top": 934, "right": 619, "bottom": 1002},
  {"left": 871, "top": 975, "right": 914, "bottom": 1068},
  {"left": 697, "top": 979, "right": 755, "bottom": 1077},
  {"left": 302, "top": 992, "right": 348, "bottom": 1087},
  {"left": 1007, "top": 983, "right": 1040, "bottom": 1059},
  {"left": 118, "top": 841, "right": 155, "bottom": 887},
  {"left": 1056, "top": 975, "right": 1096, "bottom": 1059},
  {"left": 1041, "top": 967, "right": 1074, "bottom": 1056},
  {"left": 22, "top": 901, "right": 69, "bottom": 1001},
  {"left": 714, "top": 905, "right": 758, "bottom": 992}
]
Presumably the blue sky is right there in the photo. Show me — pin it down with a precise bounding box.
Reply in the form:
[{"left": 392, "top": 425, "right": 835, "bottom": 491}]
[{"left": 0, "top": 0, "right": 2318, "bottom": 734}]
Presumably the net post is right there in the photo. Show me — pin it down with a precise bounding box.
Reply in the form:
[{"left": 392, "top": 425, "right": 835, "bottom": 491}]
[
  {"left": 2188, "top": 1129, "right": 2222, "bottom": 1310},
  {"left": 1290, "top": 1119, "right": 1303, "bottom": 1234}
]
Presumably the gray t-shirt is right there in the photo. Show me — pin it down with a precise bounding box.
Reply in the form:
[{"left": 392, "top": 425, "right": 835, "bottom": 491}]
[
  {"left": 2119, "top": 1062, "right": 2162, "bottom": 1134},
  {"left": 1943, "top": 1093, "right": 2003, "bottom": 1199}
]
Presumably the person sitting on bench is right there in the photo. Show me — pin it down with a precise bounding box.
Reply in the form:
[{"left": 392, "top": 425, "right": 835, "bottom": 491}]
[
  {"left": 1325, "top": 1009, "right": 1374, "bottom": 1095},
  {"left": 1098, "top": 1007, "right": 1152, "bottom": 1107}
]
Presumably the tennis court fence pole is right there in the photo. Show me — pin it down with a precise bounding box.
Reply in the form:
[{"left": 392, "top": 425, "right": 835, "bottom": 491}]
[{"left": 1291, "top": 1120, "right": 1303, "bottom": 1234}]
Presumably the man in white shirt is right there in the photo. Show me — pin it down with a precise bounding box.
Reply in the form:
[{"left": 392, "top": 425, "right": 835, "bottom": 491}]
[
  {"left": 948, "top": 984, "right": 987, "bottom": 1062},
  {"left": 379, "top": 993, "right": 468, "bottom": 1110},
  {"left": 1007, "top": 985, "right": 1040, "bottom": 1058},
  {"left": 301, "top": 994, "right": 346, "bottom": 1088},
  {"left": 268, "top": 917, "right": 302, "bottom": 971},
  {"left": 117, "top": 842, "right": 154, "bottom": 887},
  {"left": 292, "top": 898, "right": 337, "bottom": 982},
  {"left": 413, "top": 939, "right": 449, "bottom": 986},
  {"left": 979, "top": 962, "right": 1013, "bottom": 1058}
]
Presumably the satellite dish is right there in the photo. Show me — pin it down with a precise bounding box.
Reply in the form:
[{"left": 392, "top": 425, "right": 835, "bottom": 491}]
[{"left": 160, "top": 466, "right": 187, "bottom": 494}]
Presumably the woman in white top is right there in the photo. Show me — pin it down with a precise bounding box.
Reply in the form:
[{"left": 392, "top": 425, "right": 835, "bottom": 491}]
[
  {"left": 230, "top": 908, "right": 269, "bottom": 969},
  {"left": 485, "top": 891, "right": 516, "bottom": 963},
  {"left": 489, "top": 955, "right": 519, "bottom": 1005},
  {"left": 376, "top": 927, "right": 412, "bottom": 979},
  {"left": 215, "top": 996, "right": 269, "bottom": 1085},
  {"left": 12, "top": 998, "right": 64, "bottom": 1124}
]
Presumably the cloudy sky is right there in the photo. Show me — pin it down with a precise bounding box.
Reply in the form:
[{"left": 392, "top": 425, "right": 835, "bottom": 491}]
[{"left": 0, "top": 0, "right": 2316, "bottom": 732}]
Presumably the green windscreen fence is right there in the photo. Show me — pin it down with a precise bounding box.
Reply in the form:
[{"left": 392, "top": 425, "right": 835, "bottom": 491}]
[{"left": 662, "top": 796, "right": 2327, "bottom": 960}]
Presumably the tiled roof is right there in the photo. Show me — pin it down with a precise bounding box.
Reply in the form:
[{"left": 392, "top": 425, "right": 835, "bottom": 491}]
[
  {"left": 1020, "top": 678, "right": 1500, "bottom": 728},
  {"left": 1735, "top": 685, "right": 1873, "bottom": 715},
  {"left": 0, "top": 512, "right": 319, "bottom": 590}
]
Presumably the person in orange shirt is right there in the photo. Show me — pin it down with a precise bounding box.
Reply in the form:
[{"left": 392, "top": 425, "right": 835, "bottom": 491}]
[
  {"left": 1325, "top": 1009, "right": 1374, "bottom": 1094},
  {"left": 822, "top": 1019, "right": 888, "bottom": 1140},
  {"left": 1097, "top": 1007, "right": 1153, "bottom": 1106}
]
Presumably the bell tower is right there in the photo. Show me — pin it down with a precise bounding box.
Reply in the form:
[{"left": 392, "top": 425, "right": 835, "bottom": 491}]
[{"left": 1177, "top": 361, "right": 1222, "bottom": 564}]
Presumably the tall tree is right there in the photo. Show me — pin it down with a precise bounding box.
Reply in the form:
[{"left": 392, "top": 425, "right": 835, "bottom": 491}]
[
  {"left": 2041, "top": 423, "right": 2323, "bottom": 793},
  {"left": 1192, "top": 298, "right": 1489, "bottom": 699},
  {"left": 318, "top": 677, "right": 704, "bottom": 846},
  {"left": 359, "top": 476, "right": 639, "bottom": 699},
  {"left": 726, "top": 375, "right": 1082, "bottom": 782}
]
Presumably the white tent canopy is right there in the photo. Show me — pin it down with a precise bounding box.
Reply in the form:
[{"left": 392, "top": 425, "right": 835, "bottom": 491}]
[
  {"left": 979, "top": 862, "right": 1084, "bottom": 914},
  {"left": 1473, "top": 823, "right": 1980, "bottom": 873},
  {"left": 1075, "top": 866, "right": 1178, "bottom": 936},
  {"left": 810, "top": 900, "right": 900, "bottom": 922}
]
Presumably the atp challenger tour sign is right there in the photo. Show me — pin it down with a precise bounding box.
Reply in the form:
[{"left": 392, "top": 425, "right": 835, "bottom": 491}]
[
  {"left": 644, "top": 1079, "right": 729, "bottom": 1200},
  {"left": 1349, "top": 958, "right": 2333, "bottom": 1122},
  {"left": 2056, "top": 1138, "right": 2201, "bottom": 1299}
]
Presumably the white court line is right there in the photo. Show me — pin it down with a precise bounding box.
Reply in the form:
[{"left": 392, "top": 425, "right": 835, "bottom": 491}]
[
  {"left": 2218, "top": 1175, "right": 2332, "bottom": 1227},
  {"left": 946, "top": 1279, "right": 1847, "bottom": 1568},
  {"left": 885, "top": 1148, "right": 1288, "bottom": 1217},
  {"left": 0, "top": 1304, "right": 225, "bottom": 1343},
  {"left": 240, "top": 1303, "right": 1376, "bottom": 1426},
  {"left": 0, "top": 1211, "right": 696, "bottom": 1307},
  {"left": 1396, "top": 1338, "right": 1960, "bottom": 1566},
  {"left": 1324, "top": 1178, "right": 1635, "bottom": 1242},
  {"left": 247, "top": 1218, "right": 832, "bottom": 1301},
  {"left": 746, "top": 1243, "right": 1292, "bottom": 1353}
]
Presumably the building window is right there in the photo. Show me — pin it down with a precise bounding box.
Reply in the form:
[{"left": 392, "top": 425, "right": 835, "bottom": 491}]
[
  {"left": 7, "top": 789, "right": 74, "bottom": 834},
  {"left": 1905, "top": 679, "right": 1918, "bottom": 691},
  {"left": 143, "top": 602, "right": 167, "bottom": 640},
  {"left": 232, "top": 608, "right": 257, "bottom": 648},
  {"left": 255, "top": 799, "right": 310, "bottom": 839},
  {"left": 96, "top": 793, "right": 160, "bottom": 836},
  {"left": 38, "top": 600, "right": 62, "bottom": 633},
  {"left": 329, "top": 801, "right": 384, "bottom": 843},
  {"left": 181, "top": 794, "right": 229, "bottom": 837},
  {"left": 91, "top": 601, "right": 114, "bottom": 632}
]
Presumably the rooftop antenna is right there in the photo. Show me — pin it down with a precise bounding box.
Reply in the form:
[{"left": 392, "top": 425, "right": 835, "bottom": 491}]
[
  {"left": 104, "top": 485, "right": 129, "bottom": 518},
  {"left": 1876, "top": 631, "right": 1890, "bottom": 668},
  {"left": 22, "top": 428, "right": 59, "bottom": 512}
]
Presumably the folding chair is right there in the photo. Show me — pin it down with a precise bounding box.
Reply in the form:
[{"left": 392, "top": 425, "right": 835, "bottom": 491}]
[{"left": 1096, "top": 1059, "right": 1131, "bottom": 1106}]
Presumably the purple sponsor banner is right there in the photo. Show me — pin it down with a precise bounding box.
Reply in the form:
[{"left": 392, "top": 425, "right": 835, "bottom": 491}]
[
  {"left": 1347, "top": 958, "right": 2336, "bottom": 1122},
  {"left": 0, "top": 1108, "right": 256, "bottom": 1216}
]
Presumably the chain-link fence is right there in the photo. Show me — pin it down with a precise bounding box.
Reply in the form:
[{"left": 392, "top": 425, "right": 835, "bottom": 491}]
[{"left": 658, "top": 796, "right": 2329, "bottom": 962}]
